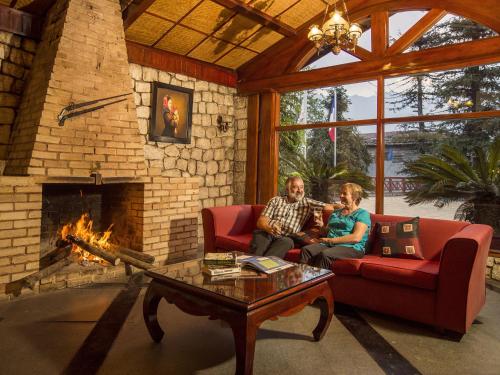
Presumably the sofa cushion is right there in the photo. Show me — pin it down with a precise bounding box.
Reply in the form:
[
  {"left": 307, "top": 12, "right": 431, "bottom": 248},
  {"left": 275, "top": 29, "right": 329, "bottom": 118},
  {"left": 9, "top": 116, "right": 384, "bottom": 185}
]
[
  {"left": 360, "top": 258, "right": 439, "bottom": 290},
  {"left": 215, "top": 234, "right": 253, "bottom": 252},
  {"left": 372, "top": 217, "right": 424, "bottom": 260}
]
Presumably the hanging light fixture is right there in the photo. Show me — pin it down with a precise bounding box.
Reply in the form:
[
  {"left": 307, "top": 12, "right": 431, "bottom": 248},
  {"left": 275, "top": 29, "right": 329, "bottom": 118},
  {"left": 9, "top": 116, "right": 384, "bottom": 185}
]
[{"left": 307, "top": 0, "right": 363, "bottom": 55}]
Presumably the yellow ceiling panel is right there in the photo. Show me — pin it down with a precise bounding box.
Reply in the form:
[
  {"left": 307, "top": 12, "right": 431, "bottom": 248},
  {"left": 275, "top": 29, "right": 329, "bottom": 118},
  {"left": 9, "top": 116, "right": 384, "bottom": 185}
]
[
  {"left": 147, "top": 0, "right": 201, "bottom": 22},
  {"left": 216, "top": 47, "right": 258, "bottom": 69},
  {"left": 249, "top": 0, "right": 295, "bottom": 18},
  {"left": 240, "top": 27, "right": 284, "bottom": 53},
  {"left": 188, "top": 37, "right": 234, "bottom": 63},
  {"left": 156, "top": 25, "right": 207, "bottom": 55},
  {"left": 125, "top": 13, "right": 174, "bottom": 46},
  {"left": 278, "top": 0, "right": 324, "bottom": 29},
  {"left": 214, "top": 14, "right": 261, "bottom": 44},
  {"left": 181, "top": 0, "right": 234, "bottom": 34}
]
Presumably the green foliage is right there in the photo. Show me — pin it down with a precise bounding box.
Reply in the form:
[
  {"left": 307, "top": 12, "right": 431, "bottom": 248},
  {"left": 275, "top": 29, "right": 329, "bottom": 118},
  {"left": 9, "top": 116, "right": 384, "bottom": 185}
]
[
  {"left": 404, "top": 137, "right": 500, "bottom": 234},
  {"left": 281, "top": 151, "right": 374, "bottom": 203}
]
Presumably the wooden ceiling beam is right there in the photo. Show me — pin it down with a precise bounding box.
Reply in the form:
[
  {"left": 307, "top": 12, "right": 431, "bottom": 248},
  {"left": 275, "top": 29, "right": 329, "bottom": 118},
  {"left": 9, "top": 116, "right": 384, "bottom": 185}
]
[
  {"left": 237, "top": 36, "right": 500, "bottom": 94},
  {"left": 211, "top": 0, "right": 296, "bottom": 37},
  {"left": 371, "top": 11, "right": 388, "bottom": 57},
  {"left": 386, "top": 9, "right": 447, "bottom": 56},
  {"left": 0, "top": 4, "right": 42, "bottom": 38},
  {"left": 126, "top": 41, "right": 237, "bottom": 87},
  {"left": 122, "top": 0, "right": 156, "bottom": 29},
  {"left": 344, "top": 45, "right": 373, "bottom": 61}
]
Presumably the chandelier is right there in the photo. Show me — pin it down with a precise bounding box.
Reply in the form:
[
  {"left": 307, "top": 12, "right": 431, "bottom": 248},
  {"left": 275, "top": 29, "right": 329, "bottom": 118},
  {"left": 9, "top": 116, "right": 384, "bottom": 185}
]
[{"left": 307, "top": 0, "right": 363, "bottom": 55}]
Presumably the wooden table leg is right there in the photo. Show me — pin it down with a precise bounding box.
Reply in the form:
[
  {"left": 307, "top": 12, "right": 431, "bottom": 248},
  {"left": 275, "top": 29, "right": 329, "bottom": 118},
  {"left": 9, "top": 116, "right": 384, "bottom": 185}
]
[
  {"left": 312, "top": 285, "right": 334, "bottom": 341},
  {"left": 143, "top": 282, "right": 164, "bottom": 342},
  {"left": 230, "top": 317, "right": 258, "bottom": 375}
]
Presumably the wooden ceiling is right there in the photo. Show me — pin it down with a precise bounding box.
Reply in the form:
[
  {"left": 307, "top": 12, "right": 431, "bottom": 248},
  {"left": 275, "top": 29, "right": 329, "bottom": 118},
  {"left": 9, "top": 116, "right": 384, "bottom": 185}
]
[{"left": 123, "top": 0, "right": 330, "bottom": 70}]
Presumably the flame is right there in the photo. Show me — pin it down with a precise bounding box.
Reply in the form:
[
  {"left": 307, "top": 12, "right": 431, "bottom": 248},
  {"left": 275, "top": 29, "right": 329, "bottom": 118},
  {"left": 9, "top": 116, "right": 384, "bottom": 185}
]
[{"left": 60, "top": 213, "right": 114, "bottom": 265}]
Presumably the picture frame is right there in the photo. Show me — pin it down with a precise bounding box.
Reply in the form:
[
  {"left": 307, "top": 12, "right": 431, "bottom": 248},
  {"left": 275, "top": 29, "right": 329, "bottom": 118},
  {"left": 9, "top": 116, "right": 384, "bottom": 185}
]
[{"left": 149, "top": 82, "right": 193, "bottom": 144}]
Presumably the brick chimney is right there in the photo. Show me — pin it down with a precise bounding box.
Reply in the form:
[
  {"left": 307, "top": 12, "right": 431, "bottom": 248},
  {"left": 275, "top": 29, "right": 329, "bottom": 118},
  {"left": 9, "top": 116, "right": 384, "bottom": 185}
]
[{"left": 5, "top": 0, "right": 146, "bottom": 178}]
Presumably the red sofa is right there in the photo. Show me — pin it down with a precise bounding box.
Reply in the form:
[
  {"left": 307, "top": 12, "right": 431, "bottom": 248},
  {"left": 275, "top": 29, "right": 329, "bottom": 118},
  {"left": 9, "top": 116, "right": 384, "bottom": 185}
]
[{"left": 202, "top": 204, "right": 493, "bottom": 336}]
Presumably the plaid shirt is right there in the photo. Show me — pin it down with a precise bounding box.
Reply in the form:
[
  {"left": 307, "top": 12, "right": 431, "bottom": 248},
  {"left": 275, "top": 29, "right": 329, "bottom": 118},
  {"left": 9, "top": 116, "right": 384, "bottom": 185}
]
[{"left": 261, "top": 196, "right": 326, "bottom": 236}]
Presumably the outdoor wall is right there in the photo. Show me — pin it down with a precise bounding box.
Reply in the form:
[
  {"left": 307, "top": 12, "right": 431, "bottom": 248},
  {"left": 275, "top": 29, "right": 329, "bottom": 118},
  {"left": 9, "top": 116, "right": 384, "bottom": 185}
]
[
  {"left": 129, "top": 63, "right": 248, "bottom": 241},
  {"left": 0, "top": 31, "right": 37, "bottom": 174}
]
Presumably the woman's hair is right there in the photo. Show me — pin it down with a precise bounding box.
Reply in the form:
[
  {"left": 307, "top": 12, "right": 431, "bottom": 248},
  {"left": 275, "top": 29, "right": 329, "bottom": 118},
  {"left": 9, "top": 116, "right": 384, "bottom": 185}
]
[{"left": 342, "top": 182, "right": 364, "bottom": 205}]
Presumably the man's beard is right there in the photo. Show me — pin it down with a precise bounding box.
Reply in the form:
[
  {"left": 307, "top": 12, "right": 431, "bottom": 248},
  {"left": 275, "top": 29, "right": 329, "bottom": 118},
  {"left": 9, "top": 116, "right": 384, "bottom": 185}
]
[{"left": 288, "top": 191, "right": 304, "bottom": 201}]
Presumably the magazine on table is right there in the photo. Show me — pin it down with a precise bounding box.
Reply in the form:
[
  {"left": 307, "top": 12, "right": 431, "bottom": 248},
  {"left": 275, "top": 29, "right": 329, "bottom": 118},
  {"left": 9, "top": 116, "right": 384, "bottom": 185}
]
[
  {"left": 237, "top": 255, "right": 294, "bottom": 274},
  {"left": 203, "top": 252, "right": 237, "bottom": 266},
  {"left": 201, "top": 264, "right": 241, "bottom": 276},
  {"left": 207, "top": 268, "right": 268, "bottom": 282}
]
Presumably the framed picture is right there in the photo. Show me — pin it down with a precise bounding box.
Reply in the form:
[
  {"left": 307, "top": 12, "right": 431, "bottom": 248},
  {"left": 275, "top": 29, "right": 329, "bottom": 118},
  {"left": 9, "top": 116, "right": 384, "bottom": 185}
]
[{"left": 149, "top": 82, "right": 193, "bottom": 144}]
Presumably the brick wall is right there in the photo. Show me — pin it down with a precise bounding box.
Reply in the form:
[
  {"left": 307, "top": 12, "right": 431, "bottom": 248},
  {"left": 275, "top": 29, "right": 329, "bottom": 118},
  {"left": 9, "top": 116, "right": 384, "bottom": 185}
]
[
  {"left": 0, "top": 32, "right": 37, "bottom": 174},
  {"left": 5, "top": 0, "right": 146, "bottom": 177}
]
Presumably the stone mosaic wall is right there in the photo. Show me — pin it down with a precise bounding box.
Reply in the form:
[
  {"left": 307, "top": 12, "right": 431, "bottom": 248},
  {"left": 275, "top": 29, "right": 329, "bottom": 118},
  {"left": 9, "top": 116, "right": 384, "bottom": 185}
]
[
  {"left": 486, "top": 256, "right": 500, "bottom": 281},
  {"left": 129, "top": 63, "right": 247, "bottom": 239}
]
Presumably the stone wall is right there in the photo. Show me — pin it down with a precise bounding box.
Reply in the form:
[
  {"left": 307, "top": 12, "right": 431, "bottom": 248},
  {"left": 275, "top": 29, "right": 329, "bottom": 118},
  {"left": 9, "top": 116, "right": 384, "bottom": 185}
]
[
  {"left": 486, "top": 256, "right": 500, "bottom": 281},
  {"left": 0, "top": 31, "right": 37, "bottom": 174},
  {"left": 129, "top": 63, "right": 247, "bottom": 239}
]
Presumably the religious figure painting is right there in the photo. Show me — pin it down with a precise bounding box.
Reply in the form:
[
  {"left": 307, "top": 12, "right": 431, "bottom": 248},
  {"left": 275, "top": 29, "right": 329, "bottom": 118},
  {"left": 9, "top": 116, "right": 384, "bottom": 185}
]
[{"left": 149, "top": 82, "right": 193, "bottom": 144}]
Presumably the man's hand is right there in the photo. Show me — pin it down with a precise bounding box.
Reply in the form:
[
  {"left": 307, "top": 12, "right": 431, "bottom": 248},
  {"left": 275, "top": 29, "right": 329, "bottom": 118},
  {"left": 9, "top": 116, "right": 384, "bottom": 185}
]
[
  {"left": 257, "top": 216, "right": 282, "bottom": 236},
  {"left": 269, "top": 221, "right": 282, "bottom": 236}
]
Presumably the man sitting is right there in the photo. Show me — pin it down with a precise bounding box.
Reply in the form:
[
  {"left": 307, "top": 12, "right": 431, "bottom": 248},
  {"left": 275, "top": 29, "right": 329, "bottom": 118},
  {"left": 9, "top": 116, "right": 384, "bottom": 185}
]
[{"left": 249, "top": 176, "right": 336, "bottom": 259}]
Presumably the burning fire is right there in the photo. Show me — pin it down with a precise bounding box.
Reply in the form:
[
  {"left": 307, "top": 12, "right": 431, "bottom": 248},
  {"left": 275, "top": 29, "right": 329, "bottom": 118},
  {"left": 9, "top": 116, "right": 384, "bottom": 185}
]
[{"left": 60, "top": 213, "right": 114, "bottom": 265}]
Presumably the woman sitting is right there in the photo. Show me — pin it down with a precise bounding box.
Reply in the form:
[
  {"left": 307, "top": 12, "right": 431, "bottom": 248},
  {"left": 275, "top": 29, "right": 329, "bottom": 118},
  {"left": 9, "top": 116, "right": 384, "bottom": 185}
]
[{"left": 300, "top": 182, "right": 371, "bottom": 269}]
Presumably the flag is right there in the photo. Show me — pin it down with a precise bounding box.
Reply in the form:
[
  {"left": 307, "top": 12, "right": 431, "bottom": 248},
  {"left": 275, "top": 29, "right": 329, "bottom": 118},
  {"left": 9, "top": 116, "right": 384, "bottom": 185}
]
[
  {"left": 327, "top": 92, "right": 337, "bottom": 142},
  {"left": 297, "top": 91, "right": 308, "bottom": 124},
  {"left": 328, "top": 127, "right": 336, "bottom": 141},
  {"left": 387, "top": 146, "right": 393, "bottom": 161}
]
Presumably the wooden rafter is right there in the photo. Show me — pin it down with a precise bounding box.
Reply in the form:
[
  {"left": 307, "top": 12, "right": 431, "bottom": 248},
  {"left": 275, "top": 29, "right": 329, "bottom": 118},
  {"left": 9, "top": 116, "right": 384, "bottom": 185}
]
[
  {"left": 386, "top": 9, "right": 447, "bottom": 56},
  {"left": 122, "top": 0, "right": 156, "bottom": 29},
  {"left": 344, "top": 45, "right": 373, "bottom": 61},
  {"left": 211, "top": 0, "right": 296, "bottom": 37},
  {"left": 0, "top": 4, "right": 42, "bottom": 38},
  {"left": 237, "top": 36, "right": 500, "bottom": 93},
  {"left": 371, "top": 11, "right": 388, "bottom": 57}
]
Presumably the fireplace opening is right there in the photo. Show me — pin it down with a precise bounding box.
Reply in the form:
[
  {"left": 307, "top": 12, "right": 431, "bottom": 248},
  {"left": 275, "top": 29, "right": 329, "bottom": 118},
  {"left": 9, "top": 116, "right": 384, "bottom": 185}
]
[{"left": 40, "top": 183, "right": 144, "bottom": 267}]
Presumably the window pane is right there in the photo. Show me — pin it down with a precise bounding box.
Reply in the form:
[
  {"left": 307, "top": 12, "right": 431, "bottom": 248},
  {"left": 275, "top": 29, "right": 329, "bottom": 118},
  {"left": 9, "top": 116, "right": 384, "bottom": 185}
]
[
  {"left": 406, "top": 14, "right": 498, "bottom": 52},
  {"left": 280, "top": 81, "right": 377, "bottom": 125},
  {"left": 380, "top": 119, "right": 499, "bottom": 231},
  {"left": 384, "top": 63, "right": 500, "bottom": 118},
  {"left": 389, "top": 11, "right": 427, "bottom": 46},
  {"left": 303, "top": 50, "right": 360, "bottom": 70},
  {"left": 278, "top": 126, "right": 376, "bottom": 210}
]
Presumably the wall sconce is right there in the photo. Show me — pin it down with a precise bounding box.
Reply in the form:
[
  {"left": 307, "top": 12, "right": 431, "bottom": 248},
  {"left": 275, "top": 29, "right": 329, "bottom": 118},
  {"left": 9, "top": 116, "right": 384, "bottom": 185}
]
[{"left": 216, "top": 115, "right": 231, "bottom": 133}]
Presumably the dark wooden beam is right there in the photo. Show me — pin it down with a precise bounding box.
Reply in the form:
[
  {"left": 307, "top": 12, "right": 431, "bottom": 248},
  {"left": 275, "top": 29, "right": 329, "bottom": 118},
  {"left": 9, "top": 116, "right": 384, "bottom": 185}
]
[
  {"left": 0, "top": 4, "right": 42, "bottom": 38},
  {"left": 126, "top": 41, "right": 237, "bottom": 87},
  {"left": 257, "top": 92, "right": 279, "bottom": 204},
  {"left": 375, "top": 76, "right": 384, "bottom": 214},
  {"left": 122, "top": 0, "right": 156, "bottom": 29},
  {"left": 344, "top": 45, "right": 373, "bottom": 61},
  {"left": 237, "top": 37, "right": 500, "bottom": 94},
  {"left": 386, "top": 9, "right": 447, "bottom": 56},
  {"left": 211, "top": 0, "right": 296, "bottom": 37},
  {"left": 245, "top": 94, "right": 259, "bottom": 204}
]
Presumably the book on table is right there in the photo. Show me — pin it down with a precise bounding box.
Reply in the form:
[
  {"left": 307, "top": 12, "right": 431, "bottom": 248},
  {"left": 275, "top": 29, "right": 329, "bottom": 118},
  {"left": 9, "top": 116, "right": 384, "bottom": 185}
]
[
  {"left": 203, "top": 252, "right": 237, "bottom": 266},
  {"left": 237, "top": 255, "right": 294, "bottom": 274},
  {"left": 201, "top": 264, "right": 241, "bottom": 276}
]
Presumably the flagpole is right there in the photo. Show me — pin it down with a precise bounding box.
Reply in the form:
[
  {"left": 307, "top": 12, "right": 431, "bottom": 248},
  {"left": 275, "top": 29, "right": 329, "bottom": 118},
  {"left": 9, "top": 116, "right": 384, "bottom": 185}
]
[{"left": 333, "top": 88, "right": 337, "bottom": 167}]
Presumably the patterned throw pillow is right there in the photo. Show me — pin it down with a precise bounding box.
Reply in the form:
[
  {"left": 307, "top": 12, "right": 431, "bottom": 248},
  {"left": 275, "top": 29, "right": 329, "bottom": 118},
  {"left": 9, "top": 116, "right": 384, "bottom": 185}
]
[{"left": 373, "top": 217, "right": 424, "bottom": 259}]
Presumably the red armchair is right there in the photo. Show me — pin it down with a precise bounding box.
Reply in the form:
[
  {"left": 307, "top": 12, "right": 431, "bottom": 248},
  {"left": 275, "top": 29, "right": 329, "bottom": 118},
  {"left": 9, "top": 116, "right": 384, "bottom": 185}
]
[{"left": 202, "top": 205, "right": 493, "bottom": 336}]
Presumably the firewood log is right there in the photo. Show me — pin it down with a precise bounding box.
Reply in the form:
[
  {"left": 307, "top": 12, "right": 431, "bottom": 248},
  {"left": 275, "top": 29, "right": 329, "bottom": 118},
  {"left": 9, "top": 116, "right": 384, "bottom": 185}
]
[
  {"left": 65, "top": 235, "right": 120, "bottom": 266},
  {"left": 114, "top": 246, "right": 155, "bottom": 264}
]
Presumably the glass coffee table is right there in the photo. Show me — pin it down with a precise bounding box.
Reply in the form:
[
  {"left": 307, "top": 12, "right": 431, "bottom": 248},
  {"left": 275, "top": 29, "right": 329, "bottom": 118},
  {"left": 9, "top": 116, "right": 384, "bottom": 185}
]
[{"left": 143, "top": 260, "right": 334, "bottom": 375}]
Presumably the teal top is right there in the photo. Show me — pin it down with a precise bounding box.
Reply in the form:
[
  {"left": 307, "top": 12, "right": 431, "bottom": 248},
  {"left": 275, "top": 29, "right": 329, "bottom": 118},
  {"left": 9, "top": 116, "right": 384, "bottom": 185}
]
[{"left": 326, "top": 208, "right": 371, "bottom": 253}]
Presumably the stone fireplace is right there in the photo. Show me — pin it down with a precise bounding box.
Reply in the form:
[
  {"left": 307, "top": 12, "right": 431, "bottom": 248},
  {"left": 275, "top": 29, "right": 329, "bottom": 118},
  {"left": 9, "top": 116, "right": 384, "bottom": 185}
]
[{"left": 0, "top": 0, "right": 200, "bottom": 299}]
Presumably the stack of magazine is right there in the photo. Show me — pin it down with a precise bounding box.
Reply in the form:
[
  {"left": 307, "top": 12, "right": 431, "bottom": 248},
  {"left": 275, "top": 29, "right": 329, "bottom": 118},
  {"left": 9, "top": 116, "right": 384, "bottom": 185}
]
[{"left": 202, "top": 252, "right": 241, "bottom": 276}]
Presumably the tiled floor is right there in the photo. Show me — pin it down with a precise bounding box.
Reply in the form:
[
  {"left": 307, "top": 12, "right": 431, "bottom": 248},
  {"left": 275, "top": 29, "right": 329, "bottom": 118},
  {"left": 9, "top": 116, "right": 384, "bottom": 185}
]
[{"left": 0, "top": 274, "right": 499, "bottom": 375}]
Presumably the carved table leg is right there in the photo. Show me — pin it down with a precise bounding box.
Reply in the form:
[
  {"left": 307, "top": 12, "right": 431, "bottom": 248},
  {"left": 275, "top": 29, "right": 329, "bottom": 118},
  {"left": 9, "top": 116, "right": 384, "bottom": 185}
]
[
  {"left": 230, "top": 317, "right": 258, "bottom": 375},
  {"left": 312, "top": 285, "right": 334, "bottom": 341},
  {"left": 143, "top": 282, "right": 164, "bottom": 342}
]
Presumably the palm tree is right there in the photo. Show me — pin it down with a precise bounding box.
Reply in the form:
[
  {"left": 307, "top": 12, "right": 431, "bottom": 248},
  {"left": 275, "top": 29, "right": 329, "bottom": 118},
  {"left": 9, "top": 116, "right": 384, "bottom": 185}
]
[
  {"left": 281, "top": 152, "right": 374, "bottom": 203},
  {"left": 403, "top": 137, "right": 500, "bottom": 234}
]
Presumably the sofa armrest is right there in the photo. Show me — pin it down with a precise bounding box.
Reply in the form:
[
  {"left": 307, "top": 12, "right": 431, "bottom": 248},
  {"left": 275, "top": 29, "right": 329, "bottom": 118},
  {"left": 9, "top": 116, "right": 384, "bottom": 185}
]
[
  {"left": 436, "top": 224, "right": 493, "bottom": 333},
  {"left": 201, "top": 205, "right": 256, "bottom": 254}
]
